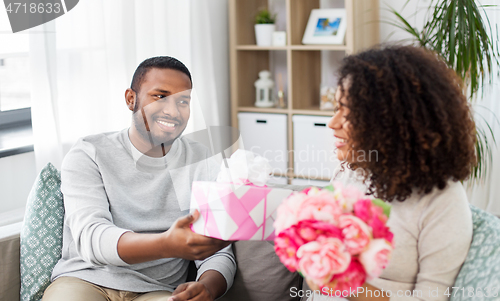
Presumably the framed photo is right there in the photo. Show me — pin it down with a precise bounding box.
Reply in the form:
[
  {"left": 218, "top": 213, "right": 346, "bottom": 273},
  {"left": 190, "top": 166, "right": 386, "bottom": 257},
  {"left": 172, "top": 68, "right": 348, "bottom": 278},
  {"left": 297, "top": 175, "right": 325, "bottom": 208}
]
[{"left": 302, "top": 9, "right": 347, "bottom": 45}]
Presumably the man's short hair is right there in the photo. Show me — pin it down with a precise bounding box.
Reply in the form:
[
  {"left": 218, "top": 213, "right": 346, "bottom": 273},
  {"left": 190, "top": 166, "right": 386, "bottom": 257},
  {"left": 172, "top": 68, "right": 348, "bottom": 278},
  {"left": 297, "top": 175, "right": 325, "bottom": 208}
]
[{"left": 130, "top": 56, "right": 192, "bottom": 92}]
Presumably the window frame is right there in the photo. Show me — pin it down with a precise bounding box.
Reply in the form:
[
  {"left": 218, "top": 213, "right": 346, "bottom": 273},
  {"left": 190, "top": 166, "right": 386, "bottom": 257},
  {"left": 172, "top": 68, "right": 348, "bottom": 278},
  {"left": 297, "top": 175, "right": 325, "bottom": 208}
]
[{"left": 0, "top": 107, "right": 31, "bottom": 128}]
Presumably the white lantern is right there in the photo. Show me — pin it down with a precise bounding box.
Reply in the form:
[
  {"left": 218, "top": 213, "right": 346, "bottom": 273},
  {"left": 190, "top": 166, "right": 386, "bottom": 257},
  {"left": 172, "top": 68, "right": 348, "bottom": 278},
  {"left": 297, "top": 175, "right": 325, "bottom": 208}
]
[{"left": 254, "top": 70, "right": 275, "bottom": 108}]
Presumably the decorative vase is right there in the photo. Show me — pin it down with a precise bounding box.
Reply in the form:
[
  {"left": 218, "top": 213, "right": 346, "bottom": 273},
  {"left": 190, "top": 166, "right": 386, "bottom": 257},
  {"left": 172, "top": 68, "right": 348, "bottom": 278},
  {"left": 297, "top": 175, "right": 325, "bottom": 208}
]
[
  {"left": 254, "top": 70, "right": 275, "bottom": 108},
  {"left": 255, "top": 24, "right": 275, "bottom": 47}
]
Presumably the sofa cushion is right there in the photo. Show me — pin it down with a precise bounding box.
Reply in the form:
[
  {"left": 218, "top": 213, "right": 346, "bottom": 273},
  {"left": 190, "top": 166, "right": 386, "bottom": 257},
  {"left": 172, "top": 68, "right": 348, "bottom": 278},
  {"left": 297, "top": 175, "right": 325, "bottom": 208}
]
[
  {"left": 217, "top": 184, "right": 309, "bottom": 301},
  {"left": 219, "top": 241, "right": 303, "bottom": 301},
  {"left": 20, "top": 163, "right": 64, "bottom": 301},
  {"left": 0, "top": 224, "right": 21, "bottom": 301},
  {"left": 450, "top": 204, "right": 500, "bottom": 301}
]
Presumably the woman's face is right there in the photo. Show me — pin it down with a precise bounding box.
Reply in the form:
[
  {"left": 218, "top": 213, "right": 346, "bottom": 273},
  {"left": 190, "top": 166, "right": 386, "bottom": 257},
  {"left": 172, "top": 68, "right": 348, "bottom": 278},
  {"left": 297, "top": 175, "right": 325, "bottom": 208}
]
[{"left": 328, "top": 86, "right": 353, "bottom": 162}]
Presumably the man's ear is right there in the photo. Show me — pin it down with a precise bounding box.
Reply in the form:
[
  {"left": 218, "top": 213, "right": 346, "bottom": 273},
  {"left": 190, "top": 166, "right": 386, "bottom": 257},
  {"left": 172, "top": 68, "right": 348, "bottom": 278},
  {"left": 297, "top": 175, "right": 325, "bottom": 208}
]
[{"left": 125, "top": 88, "right": 136, "bottom": 111}]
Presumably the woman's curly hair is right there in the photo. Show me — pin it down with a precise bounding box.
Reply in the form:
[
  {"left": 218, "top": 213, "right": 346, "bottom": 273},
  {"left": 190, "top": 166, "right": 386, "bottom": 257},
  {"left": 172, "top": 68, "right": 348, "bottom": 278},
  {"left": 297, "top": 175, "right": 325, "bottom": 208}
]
[{"left": 337, "top": 45, "right": 477, "bottom": 202}]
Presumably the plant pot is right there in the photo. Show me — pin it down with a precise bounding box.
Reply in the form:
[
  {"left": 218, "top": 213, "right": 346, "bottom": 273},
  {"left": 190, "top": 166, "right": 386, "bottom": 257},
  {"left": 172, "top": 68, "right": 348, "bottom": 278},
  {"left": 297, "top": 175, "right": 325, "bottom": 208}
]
[{"left": 255, "top": 24, "right": 275, "bottom": 47}]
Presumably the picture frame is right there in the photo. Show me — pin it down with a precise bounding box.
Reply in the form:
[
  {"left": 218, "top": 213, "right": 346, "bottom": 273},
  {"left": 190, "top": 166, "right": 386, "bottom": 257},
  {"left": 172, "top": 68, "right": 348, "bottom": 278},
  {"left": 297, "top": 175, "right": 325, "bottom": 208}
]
[{"left": 302, "top": 9, "right": 347, "bottom": 45}]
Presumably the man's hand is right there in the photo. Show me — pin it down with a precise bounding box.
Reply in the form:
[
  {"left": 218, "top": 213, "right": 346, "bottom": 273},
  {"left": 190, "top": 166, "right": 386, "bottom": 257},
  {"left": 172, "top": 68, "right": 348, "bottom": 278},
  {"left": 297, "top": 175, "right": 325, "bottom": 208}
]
[
  {"left": 117, "top": 210, "right": 231, "bottom": 264},
  {"left": 161, "top": 210, "right": 232, "bottom": 261},
  {"left": 169, "top": 270, "right": 227, "bottom": 301},
  {"left": 168, "top": 282, "right": 214, "bottom": 301}
]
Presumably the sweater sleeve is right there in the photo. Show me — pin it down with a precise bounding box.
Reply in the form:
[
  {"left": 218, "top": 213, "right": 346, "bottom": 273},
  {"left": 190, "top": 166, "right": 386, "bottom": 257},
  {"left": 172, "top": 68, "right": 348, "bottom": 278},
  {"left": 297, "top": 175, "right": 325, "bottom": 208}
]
[
  {"left": 61, "top": 139, "right": 131, "bottom": 267},
  {"left": 194, "top": 245, "right": 237, "bottom": 294},
  {"left": 381, "top": 184, "right": 473, "bottom": 301},
  {"left": 408, "top": 186, "right": 472, "bottom": 301}
]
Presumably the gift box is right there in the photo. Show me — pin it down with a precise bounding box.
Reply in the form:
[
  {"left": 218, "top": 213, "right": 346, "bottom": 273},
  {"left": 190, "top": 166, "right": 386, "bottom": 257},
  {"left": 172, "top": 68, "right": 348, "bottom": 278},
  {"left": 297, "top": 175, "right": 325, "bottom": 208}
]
[{"left": 190, "top": 181, "right": 293, "bottom": 240}]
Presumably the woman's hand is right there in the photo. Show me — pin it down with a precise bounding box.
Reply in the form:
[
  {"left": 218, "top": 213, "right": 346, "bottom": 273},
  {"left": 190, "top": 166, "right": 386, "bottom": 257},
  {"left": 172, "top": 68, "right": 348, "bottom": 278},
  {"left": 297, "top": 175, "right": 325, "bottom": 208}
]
[
  {"left": 305, "top": 279, "right": 390, "bottom": 301},
  {"left": 305, "top": 278, "right": 320, "bottom": 291}
]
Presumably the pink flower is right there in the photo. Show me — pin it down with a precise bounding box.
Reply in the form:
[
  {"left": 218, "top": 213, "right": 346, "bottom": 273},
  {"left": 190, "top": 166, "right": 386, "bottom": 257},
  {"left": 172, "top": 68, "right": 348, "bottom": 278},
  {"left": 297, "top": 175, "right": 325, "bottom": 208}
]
[
  {"left": 274, "top": 192, "right": 308, "bottom": 234},
  {"left": 352, "top": 199, "right": 375, "bottom": 223},
  {"left": 301, "top": 187, "right": 314, "bottom": 195},
  {"left": 274, "top": 226, "right": 306, "bottom": 272},
  {"left": 297, "top": 237, "right": 351, "bottom": 287},
  {"left": 295, "top": 220, "right": 342, "bottom": 242},
  {"left": 275, "top": 220, "right": 343, "bottom": 272},
  {"left": 370, "top": 215, "right": 394, "bottom": 244},
  {"left": 359, "top": 239, "right": 393, "bottom": 279},
  {"left": 297, "top": 191, "right": 342, "bottom": 225},
  {"left": 353, "top": 199, "right": 393, "bottom": 244},
  {"left": 333, "top": 182, "right": 365, "bottom": 213},
  {"left": 323, "top": 259, "right": 366, "bottom": 295},
  {"left": 339, "top": 215, "right": 371, "bottom": 255}
]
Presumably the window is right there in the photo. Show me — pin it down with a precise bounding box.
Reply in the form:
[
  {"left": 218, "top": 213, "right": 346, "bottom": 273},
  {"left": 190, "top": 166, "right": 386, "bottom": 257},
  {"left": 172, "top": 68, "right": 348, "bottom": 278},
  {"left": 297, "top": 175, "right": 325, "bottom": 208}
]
[
  {"left": 0, "top": 12, "right": 33, "bottom": 157},
  {"left": 0, "top": 10, "right": 31, "bottom": 127}
]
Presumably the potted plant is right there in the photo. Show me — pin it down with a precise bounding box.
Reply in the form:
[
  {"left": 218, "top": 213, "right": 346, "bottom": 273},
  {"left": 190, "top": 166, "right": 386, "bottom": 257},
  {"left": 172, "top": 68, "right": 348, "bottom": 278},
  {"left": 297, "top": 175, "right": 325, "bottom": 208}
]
[
  {"left": 255, "top": 8, "right": 276, "bottom": 46},
  {"left": 388, "top": 0, "right": 500, "bottom": 182}
]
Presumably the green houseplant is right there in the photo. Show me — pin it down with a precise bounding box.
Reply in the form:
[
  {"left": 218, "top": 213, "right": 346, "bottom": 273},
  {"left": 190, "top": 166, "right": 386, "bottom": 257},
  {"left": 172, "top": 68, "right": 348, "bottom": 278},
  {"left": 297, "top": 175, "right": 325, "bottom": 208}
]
[
  {"left": 389, "top": 0, "right": 499, "bottom": 182},
  {"left": 255, "top": 8, "right": 276, "bottom": 46}
]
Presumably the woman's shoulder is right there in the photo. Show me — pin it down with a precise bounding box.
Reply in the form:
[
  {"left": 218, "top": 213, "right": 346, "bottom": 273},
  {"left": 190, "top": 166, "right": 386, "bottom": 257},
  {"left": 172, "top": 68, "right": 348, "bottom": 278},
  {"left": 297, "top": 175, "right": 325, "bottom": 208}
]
[
  {"left": 414, "top": 180, "right": 472, "bottom": 231},
  {"left": 390, "top": 180, "right": 472, "bottom": 230},
  {"left": 419, "top": 180, "right": 469, "bottom": 211},
  {"left": 395, "top": 180, "right": 468, "bottom": 208}
]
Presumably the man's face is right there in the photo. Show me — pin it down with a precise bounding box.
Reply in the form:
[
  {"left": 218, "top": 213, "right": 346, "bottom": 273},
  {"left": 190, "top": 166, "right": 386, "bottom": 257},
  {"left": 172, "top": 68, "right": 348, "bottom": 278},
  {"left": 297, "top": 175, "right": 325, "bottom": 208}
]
[{"left": 132, "top": 68, "right": 192, "bottom": 148}]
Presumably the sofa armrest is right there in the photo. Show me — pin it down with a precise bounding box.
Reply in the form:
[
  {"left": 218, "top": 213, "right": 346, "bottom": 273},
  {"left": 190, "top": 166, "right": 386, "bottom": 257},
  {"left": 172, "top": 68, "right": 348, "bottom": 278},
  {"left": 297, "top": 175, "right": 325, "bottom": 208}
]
[{"left": 0, "top": 222, "right": 22, "bottom": 301}]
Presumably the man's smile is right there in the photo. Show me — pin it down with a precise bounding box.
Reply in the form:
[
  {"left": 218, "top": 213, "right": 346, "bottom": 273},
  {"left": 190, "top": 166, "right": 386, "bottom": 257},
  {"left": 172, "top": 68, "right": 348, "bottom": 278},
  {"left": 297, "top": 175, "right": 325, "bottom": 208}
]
[{"left": 155, "top": 118, "right": 179, "bottom": 132}]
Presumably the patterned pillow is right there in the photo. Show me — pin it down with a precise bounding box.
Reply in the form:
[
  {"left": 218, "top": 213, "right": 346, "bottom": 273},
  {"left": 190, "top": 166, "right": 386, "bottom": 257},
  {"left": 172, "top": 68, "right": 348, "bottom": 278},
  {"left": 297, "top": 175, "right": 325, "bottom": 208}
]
[
  {"left": 20, "top": 163, "right": 64, "bottom": 301},
  {"left": 451, "top": 204, "right": 500, "bottom": 301}
]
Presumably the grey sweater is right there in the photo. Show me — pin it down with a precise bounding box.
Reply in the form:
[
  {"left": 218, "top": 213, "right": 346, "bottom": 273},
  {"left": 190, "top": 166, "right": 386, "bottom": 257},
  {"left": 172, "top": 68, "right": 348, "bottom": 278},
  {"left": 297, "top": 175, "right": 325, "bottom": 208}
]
[
  {"left": 51, "top": 129, "right": 236, "bottom": 293},
  {"left": 312, "top": 180, "right": 472, "bottom": 301}
]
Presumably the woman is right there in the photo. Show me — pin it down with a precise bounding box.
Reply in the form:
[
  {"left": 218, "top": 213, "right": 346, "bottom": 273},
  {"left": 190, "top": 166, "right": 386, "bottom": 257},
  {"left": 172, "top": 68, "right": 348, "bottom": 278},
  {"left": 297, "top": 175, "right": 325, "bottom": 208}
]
[{"left": 312, "top": 45, "right": 476, "bottom": 301}]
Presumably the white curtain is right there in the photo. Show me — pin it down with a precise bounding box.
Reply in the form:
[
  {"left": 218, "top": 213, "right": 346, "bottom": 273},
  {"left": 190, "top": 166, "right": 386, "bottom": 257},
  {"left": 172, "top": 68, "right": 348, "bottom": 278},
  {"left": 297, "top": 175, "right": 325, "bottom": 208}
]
[
  {"left": 29, "top": 0, "right": 229, "bottom": 172},
  {"left": 466, "top": 2, "right": 500, "bottom": 216}
]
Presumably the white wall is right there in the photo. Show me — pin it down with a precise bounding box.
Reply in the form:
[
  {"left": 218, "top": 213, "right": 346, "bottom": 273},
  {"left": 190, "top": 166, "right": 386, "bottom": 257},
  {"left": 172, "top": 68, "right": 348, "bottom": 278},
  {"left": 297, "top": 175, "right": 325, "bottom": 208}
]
[
  {"left": 206, "top": 0, "right": 230, "bottom": 127},
  {"left": 379, "top": 0, "right": 431, "bottom": 43},
  {"left": 0, "top": 152, "right": 37, "bottom": 226},
  {"left": 0, "top": 1, "right": 432, "bottom": 227}
]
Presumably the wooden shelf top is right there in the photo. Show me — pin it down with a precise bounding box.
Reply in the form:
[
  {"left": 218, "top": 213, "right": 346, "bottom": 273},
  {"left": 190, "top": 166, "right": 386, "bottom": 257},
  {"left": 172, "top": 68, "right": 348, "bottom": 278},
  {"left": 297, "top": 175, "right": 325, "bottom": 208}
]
[
  {"left": 238, "top": 107, "right": 336, "bottom": 117},
  {"left": 292, "top": 109, "right": 334, "bottom": 116},
  {"left": 236, "top": 45, "right": 288, "bottom": 51},
  {"left": 290, "top": 45, "right": 348, "bottom": 51},
  {"left": 272, "top": 172, "right": 331, "bottom": 182},
  {"left": 292, "top": 173, "right": 332, "bottom": 182},
  {"left": 236, "top": 45, "right": 349, "bottom": 51},
  {"left": 238, "top": 107, "right": 289, "bottom": 114}
]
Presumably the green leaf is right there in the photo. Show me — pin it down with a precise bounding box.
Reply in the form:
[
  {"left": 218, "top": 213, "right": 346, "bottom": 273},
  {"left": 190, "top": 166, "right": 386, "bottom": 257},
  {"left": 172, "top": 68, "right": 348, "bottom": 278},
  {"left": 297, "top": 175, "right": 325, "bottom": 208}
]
[
  {"left": 323, "top": 184, "right": 334, "bottom": 192},
  {"left": 389, "top": 7, "right": 422, "bottom": 43},
  {"left": 255, "top": 8, "right": 276, "bottom": 24},
  {"left": 388, "top": 0, "right": 500, "bottom": 183},
  {"left": 372, "top": 199, "right": 392, "bottom": 218}
]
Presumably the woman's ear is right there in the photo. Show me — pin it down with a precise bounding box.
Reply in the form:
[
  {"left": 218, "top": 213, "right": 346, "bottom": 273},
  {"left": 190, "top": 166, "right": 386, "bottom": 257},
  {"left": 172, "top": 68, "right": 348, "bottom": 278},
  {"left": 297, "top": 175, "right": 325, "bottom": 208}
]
[{"left": 125, "top": 88, "right": 136, "bottom": 111}]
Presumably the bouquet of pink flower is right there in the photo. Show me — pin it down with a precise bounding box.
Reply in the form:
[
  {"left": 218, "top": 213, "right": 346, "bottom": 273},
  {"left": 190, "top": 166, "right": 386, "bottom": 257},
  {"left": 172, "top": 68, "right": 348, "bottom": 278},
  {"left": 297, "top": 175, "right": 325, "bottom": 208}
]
[{"left": 274, "top": 182, "right": 394, "bottom": 295}]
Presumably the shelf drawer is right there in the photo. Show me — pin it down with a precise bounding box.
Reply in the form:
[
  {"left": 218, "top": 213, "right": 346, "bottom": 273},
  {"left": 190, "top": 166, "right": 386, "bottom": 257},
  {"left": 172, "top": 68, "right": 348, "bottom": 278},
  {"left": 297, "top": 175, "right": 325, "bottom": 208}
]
[
  {"left": 237, "top": 112, "right": 288, "bottom": 174},
  {"left": 268, "top": 176, "right": 288, "bottom": 185},
  {"left": 292, "top": 115, "right": 339, "bottom": 179},
  {"left": 291, "top": 178, "right": 331, "bottom": 187}
]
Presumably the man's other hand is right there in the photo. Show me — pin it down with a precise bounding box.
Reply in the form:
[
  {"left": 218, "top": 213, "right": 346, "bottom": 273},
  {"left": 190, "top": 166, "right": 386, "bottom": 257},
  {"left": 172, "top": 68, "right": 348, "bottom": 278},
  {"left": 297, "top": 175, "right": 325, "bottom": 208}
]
[
  {"left": 162, "top": 210, "right": 232, "bottom": 261},
  {"left": 168, "top": 282, "right": 213, "bottom": 301}
]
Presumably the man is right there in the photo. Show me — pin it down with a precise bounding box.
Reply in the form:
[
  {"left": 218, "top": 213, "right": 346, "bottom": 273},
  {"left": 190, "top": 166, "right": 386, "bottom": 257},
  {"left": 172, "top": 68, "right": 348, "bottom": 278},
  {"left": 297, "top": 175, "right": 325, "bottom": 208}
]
[{"left": 43, "top": 57, "right": 235, "bottom": 301}]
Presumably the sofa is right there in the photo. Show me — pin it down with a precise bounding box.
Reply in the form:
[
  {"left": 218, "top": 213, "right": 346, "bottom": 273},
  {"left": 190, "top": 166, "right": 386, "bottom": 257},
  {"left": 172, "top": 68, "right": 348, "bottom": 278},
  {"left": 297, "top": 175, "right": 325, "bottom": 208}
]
[
  {"left": 1, "top": 163, "right": 500, "bottom": 301},
  {"left": 0, "top": 163, "right": 310, "bottom": 301},
  {"left": 0, "top": 228, "right": 309, "bottom": 301}
]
